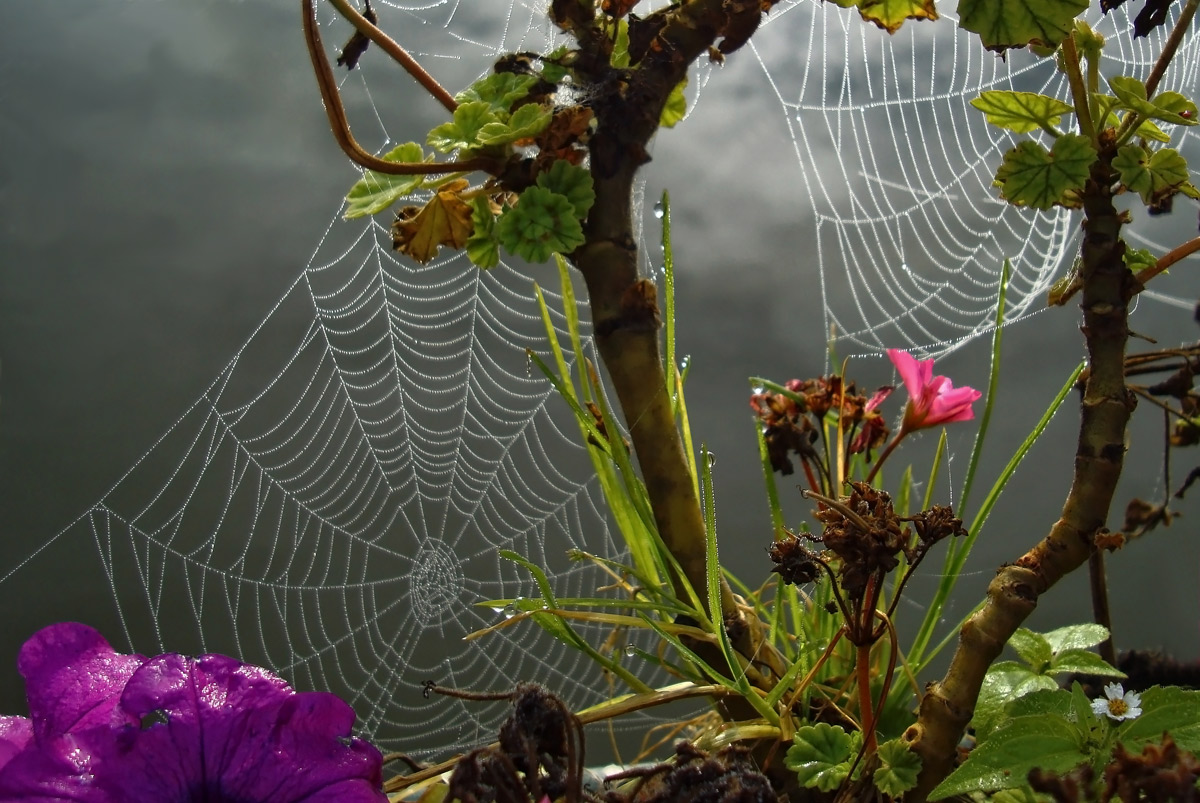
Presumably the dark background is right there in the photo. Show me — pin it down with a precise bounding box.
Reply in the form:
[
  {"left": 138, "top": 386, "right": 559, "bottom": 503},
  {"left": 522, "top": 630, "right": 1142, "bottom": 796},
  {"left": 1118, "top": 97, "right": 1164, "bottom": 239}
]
[{"left": 3, "top": 0, "right": 1200, "bottom": 743}]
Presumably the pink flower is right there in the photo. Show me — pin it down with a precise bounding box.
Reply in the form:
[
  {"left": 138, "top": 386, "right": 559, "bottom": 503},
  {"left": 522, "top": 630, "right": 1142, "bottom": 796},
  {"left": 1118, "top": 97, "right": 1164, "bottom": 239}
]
[{"left": 887, "top": 349, "right": 981, "bottom": 432}]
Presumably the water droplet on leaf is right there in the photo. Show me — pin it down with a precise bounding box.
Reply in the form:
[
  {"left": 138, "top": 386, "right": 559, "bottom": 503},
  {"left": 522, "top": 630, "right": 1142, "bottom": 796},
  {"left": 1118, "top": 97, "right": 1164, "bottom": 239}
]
[
  {"left": 706, "top": 452, "right": 717, "bottom": 467},
  {"left": 653, "top": 201, "right": 665, "bottom": 219},
  {"left": 624, "top": 644, "right": 638, "bottom": 657}
]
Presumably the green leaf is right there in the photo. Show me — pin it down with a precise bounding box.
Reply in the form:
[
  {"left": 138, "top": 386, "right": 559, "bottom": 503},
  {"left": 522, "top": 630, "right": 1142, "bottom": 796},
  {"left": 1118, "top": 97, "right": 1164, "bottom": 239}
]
[
  {"left": 971, "top": 90, "right": 1074, "bottom": 134},
  {"left": 466, "top": 196, "right": 500, "bottom": 269},
  {"left": 427, "top": 101, "right": 500, "bottom": 153},
  {"left": 1008, "top": 627, "right": 1053, "bottom": 671},
  {"left": 496, "top": 186, "right": 585, "bottom": 264},
  {"left": 1117, "top": 686, "right": 1200, "bottom": 754},
  {"left": 1109, "top": 76, "right": 1200, "bottom": 126},
  {"left": 1006, "top": 687, "right": 1075, "bottom": 720},
  {"left": 1048, "top": 649, "right": 1124, "bottom": 677},
  {"left": 973, "top": 662, "right": 1057, "bottom": 740},
  {"left": 1043, "top": 623, "right": 1110, "bottom": 654},
  {"left": 540, "top": 47, "right": 572, "bottom": 84},
  {"left": 958, "top": 0, "right": 1088, "bottom": 52},
  {"left": 1123, "top": 247, "right": 1157, "bottom": 272},
  {"left": 476, "top": 102, "right": 553, "bottom": 146},
  {"left": 995, "top": 133, "right": 1096, "bottom": 209},
  {"left": 610, "top": 19, "right": 631, "bottom": 68},
  {"left": 1093, "top": 94, "right": 1170, "bottom": 141},
  {"left": 536, "top": 160, "right": 595, "bottom": 219},
  {"left": 785, "top": 724, "right": 855, "bottom": 792},
  {"left": 928, "top": 713, "right": 1086, "bottom": 799},
  {"left": 873, "top": 739, "right": 921, "bottom": 797},
  {"left": 1113, "top": 145, "right": 1192, "bottom": 206},
  {"left": 342, "top": 142, "right": 429, "bottom": 219},
  {"left": 660, "top": 77, "right": 688, "bottom": 129},
  {"left": 454, "top": 73, "right": 539, "bottom": 114}
]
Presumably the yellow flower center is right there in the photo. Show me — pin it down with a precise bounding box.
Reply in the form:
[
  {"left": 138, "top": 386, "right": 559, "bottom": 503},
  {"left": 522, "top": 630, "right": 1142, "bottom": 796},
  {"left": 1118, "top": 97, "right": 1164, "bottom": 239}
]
[{"left": 1108, "top": 698, "right": 1129, "bottom": 717}]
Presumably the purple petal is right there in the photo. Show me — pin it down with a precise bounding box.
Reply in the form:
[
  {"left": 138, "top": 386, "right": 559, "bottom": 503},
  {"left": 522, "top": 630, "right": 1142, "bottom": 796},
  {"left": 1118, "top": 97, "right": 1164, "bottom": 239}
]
[
  {"left": 0, "top": 732, "right": 99, "bottom": 802},
  {"left": 19, "top": 624, "right": 145, "bottom": 743},
  {"left": 93, "top": 656, "right": 384, "bottom": 802},
  {"left": 0, "top": 717, "right": 32, "bottom": 771}
]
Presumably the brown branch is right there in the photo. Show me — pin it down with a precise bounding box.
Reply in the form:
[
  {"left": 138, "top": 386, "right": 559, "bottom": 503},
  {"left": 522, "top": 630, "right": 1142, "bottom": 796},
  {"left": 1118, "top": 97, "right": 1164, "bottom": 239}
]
[
  {"left": 1134, "top": 235, "right": 1200, "bottom": 285},
  {"left": 907, "top": 147, "right": 1138, "bottom": 799},
  {"left": 324, "top": 0, "right": 459, "bottom": 113},
  {"left": 303, "top": 0, "right": 498, "bottom": 177}
]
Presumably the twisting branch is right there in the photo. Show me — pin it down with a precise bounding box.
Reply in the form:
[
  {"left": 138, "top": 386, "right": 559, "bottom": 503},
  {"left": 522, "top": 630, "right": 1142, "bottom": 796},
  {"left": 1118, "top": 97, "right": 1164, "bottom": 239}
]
[
  {"left": 324, "top": 0, "right": 459, "bottom": 113},
  {"left": 1145, "top": 0, "right": 1200, "bottom": 97},
  {"left": 1135, "top": 235, "right": 1200, "bottom": 285},
  {"left": 302, "top": 0, "right": 499, "bottom": 177}
]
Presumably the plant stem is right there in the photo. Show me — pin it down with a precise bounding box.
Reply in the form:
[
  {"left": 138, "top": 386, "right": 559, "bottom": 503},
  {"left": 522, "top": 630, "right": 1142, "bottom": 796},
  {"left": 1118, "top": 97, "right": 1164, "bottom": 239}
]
[
  {"left": 1145, "top": 0, "right": 1200, "bottom": 97},
  {"left": 907, "top": 142, "right": 1137, "bottom": 800},
  {"left": 1134, "top": 235, "right": 1200, "bottom": 285}
]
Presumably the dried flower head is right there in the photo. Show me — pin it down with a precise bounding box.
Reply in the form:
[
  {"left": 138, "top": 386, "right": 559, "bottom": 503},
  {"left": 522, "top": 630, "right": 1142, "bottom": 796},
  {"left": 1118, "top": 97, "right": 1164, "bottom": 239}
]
[{"left": 813, "top": 482, "right": 908, "bottom": 598}]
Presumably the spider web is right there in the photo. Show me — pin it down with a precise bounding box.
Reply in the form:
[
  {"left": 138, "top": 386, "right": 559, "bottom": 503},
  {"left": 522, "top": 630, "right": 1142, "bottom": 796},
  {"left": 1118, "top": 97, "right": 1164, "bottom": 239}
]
[{"left": 5, "top": 0, "right": 1200, "bottom": 764}]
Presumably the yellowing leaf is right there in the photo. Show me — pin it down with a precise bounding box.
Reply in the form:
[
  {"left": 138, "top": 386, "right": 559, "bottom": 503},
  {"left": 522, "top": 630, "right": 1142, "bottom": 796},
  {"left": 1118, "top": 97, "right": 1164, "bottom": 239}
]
[
  {"left": 971, "top": 91, "right": 1074, "bottom": 134},
  {"left": 856, "top": 0, "right": 938, "bottom": 34},
  {"left": 958, "top": 0, "right": 1088, "bottom": 53},
  {"left": 1109, "top": 76, "right": 1199, "bottom": 126},
  {"left": 994, "top": 133, "right": 1096, "bottom": 210},
  {"left": 391, "top": 179, "right": 474, "bottom": 264}
]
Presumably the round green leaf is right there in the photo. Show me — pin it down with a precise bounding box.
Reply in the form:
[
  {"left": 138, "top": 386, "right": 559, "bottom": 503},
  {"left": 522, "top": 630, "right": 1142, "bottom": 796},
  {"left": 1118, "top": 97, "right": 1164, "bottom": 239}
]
[
  {"left": 785, "top": 723, "right": 854, "bottom": 792},
  {"left": 427, "top": 101, "right": 499, "bottom": 153},
  {"left": 1114, "top": 145, "right": 1191, "bottom": 206},
  {"left": 958, "top": 0, "right": 1088, "bottom": 53},
  {"left": 455, "top": 73, "right": 539, "bottom": 114},
  {"left": 1042, "top": 623, "right": 1110, "bottom": 654},
  {"left": 995, "top": 134, "right": 1096, "bottom": 210},
  {"left": 536, "top": 160, "right": 595, "bottom": 219},
  {"left": 497, "top": 186, "right": 585, "bottom": 264},
  {"left": 873, "top": 739, "right": 921, "bottom": 797},
  {"left": 477, "top": 102, "right": 553, "bottom": 146}
]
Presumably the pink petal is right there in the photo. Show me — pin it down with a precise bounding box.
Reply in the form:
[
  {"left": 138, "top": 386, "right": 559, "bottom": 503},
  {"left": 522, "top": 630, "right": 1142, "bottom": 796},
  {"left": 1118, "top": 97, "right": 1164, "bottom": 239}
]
[
  {"left": 928, "top": 385, "right": 982, "bottom": 424},
  {"left": 886, "top": 349, "right": 932, "bottom": 401}
]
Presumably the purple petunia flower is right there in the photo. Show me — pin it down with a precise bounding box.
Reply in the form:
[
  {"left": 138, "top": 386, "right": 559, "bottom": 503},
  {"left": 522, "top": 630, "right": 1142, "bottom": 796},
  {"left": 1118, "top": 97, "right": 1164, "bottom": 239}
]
[{"left": 0, "top": 623, "right": 386, "bottom": 803}]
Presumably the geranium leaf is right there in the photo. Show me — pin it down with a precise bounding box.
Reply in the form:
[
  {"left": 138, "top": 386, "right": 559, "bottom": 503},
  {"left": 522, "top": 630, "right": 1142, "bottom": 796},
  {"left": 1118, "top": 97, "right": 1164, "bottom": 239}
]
[
  {"left": 477, "top": 103, "right": 553, "bottom": 146},
  {"left": 995, "top": 134, "right": 1096, "bottom": 210},
  {"left": 1093, "top": 94, "right": 1171, "bottom": 141},
  {"left": 536, "top": 160, "right": 595, "bottom": 218},
  {"left": 785, "top": 724, "right": 854, "bottom": 792},
  {"left": 496, "top": 186, "right": 585, "bottom": 264},
  {"left": 660, "top": 77, "right": 688, "bottom": 129},
  {"left": 454, "top": 73, "right": 539, "bottom": 114},
  {"left": 1109, "top": 76, "right": 1199, "bottom": 125},
  {"left": 958, "top": 0, "right": 1088, "bottom": 53},
  {"left": 1114, "top": 145, "right": 1191, "bottom": 206},
  {"left": 972, "top": 91, "right": 1074, "bottom": 134},
  {"left": 927, "top": 714, "right": 1085, "bottom": 800},
  {"left": 427, "top": 101, "right": 500, "bottom": 153},
  {"left": 1123, "top": 247, "right": 1157, "bottom": 272},
  {"left": 873, "top": 739, "right": 921, "bottom": 797},
  {"left": 843, "top": 0, "right": 939, "bottom": 34},
  {"left": 342, "top": 142, "right": 429, "bottom": 219},
  {"left": 466, "top": 195, "right": 500, "bottom": 270},
  {"left": 391, "top": 178, "right": 474, "bottom": 263}
]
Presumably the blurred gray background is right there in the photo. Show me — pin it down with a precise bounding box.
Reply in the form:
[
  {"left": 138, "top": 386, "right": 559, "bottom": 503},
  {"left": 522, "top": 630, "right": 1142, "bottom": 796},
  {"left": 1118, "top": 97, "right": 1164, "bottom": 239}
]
[{"left": 3, "top": 0, "right": 1200, "bottom": 729}]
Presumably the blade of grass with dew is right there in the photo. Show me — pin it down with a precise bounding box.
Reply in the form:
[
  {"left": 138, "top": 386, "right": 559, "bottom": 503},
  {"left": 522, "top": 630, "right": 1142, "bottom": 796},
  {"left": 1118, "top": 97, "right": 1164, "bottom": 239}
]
[
  {"left": 498, "top": 551, "right": 654, "bottom": 692},
  {"left": 701, "top": 444, "right": 780, "bottom": 725},
  {"left": 906, "top": 361, "right": 1085, "bottom": 670},
  {"left": 957, "top": 259, "right": 1009, "bottom": 516},
  {"left": 548, "top": 262, "right": 666, "bottom": 587},
  {"left": 583, "top": 360, "right": 680, "bottom": 596}
]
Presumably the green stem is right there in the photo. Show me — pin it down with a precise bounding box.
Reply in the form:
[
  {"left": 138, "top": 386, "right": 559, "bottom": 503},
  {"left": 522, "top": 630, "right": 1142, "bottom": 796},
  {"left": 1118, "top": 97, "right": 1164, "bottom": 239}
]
[{"left": 1062, "top": 34, "right": 1096, "bottom": 144}]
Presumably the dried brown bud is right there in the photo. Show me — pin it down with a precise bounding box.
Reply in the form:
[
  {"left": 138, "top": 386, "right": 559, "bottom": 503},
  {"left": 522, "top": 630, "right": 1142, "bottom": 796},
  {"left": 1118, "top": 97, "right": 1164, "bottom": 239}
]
[{"left": 767, "top": 533, "right": 822, "bottom": 586}]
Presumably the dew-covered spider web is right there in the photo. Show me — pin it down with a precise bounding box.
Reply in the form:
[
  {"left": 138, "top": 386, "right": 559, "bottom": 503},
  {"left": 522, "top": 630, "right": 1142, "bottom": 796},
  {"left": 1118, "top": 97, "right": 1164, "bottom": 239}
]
[{"left": 5, "top": 0, "right": 1200, "bottom": 763}]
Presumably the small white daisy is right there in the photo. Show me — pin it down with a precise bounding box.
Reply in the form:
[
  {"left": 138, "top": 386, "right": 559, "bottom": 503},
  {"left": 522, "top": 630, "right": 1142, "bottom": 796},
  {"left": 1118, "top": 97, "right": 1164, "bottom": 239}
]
[{"left": 1091, "top": 682, "right": 1142, "bottom": 722}]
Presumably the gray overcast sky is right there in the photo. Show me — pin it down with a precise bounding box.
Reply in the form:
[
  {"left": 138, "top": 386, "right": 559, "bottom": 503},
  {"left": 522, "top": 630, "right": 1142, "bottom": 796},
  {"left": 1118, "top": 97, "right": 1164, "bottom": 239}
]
[{"left": 4, "top": 0, "right": 1200, "bottom": 726}]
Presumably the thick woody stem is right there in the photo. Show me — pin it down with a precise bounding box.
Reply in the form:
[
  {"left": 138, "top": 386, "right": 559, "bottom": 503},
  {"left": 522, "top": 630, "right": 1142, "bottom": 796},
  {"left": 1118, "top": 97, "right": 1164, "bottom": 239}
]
[
  {"left": 906, "top": 145, "right": 1138, "bottom": 800},
  {"left": 571, "top": 0, "right": 785, "bottom": 686}
]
